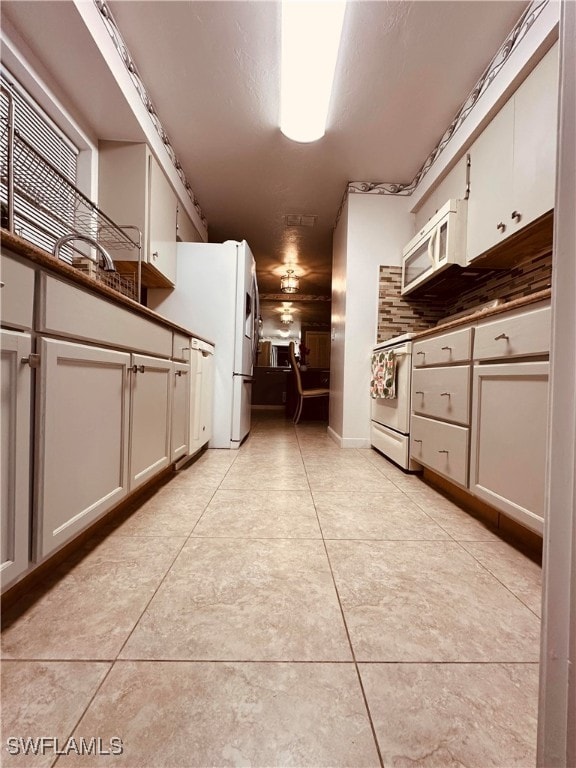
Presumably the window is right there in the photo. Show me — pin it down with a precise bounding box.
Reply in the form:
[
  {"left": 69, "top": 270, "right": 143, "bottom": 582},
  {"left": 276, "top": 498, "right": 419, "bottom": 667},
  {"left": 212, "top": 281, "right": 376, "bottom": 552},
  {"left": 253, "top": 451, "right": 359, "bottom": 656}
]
[{"left": 1, "top": 68, "right": 79, "bottom": 258}]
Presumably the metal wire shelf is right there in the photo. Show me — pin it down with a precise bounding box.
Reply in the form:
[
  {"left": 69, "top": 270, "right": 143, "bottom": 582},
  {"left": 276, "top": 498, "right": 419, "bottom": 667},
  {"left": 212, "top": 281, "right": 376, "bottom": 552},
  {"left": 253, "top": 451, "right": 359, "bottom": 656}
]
[{"left": 1, "top": 85, "right": 142, "bottom": 302}]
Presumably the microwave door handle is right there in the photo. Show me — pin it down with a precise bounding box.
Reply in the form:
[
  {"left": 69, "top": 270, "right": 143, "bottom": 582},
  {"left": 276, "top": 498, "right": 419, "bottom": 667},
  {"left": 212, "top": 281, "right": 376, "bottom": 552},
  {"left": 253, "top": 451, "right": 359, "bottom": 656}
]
[{"left": 427, "top": 228, "right": 438, "bottom": 265}]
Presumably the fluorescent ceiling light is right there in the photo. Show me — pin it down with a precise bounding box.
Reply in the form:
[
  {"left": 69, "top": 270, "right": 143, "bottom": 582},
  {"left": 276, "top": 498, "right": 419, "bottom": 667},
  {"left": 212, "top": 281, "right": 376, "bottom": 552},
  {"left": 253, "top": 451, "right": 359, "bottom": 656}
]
[{"left": 280, "top": 0, "right": 347, "bottom": 143}]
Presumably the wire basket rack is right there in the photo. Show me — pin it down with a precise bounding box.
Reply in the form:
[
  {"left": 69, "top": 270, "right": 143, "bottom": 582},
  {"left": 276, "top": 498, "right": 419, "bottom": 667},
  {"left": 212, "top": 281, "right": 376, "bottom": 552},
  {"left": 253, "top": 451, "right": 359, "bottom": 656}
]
[{"left": 1, "top": 85, "right": 142, "bottom": 302}]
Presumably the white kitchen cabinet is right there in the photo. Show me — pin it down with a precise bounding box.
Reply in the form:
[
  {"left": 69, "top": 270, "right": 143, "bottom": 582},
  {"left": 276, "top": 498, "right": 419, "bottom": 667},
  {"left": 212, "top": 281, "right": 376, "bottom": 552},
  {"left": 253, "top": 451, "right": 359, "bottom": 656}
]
[
  {"left": 35, "top": 338, "right": 131, "bottom": 560},
  {"left": 411, "top": 414, "right": 469, "bottom": 487},
  {"left": 98, "top": 142, "right": 178, "bottom": 288},
  {"left": 466, "top": 43, "right": 558, "bottom": 263},
  {"left": 171, "top": 361, "right": 190, "bottom": 462},
  {"left": 470, "top": 361, "right": 549, "bottom": 534},
  {"left": 1, "top": 330, "right": 32, "bottom": 589},
  {"left": 129, "top": 353, "right": 173, "bottom": 489},
  {"left": 410, "top": 324, "right": 473, "bottom": 486},
  {"left": 0, "top": 253, "right": 35, "bottom": 331}
]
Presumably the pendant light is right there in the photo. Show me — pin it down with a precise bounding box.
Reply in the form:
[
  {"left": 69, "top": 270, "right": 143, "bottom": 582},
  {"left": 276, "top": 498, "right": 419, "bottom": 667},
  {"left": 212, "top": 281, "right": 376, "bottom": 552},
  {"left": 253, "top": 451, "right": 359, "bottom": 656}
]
[
  {"left": 280, "top": 310, "right": 294, "bottom": 325},
  {"left": 280, "top": 268, "right": 299, "bottom": 293}
]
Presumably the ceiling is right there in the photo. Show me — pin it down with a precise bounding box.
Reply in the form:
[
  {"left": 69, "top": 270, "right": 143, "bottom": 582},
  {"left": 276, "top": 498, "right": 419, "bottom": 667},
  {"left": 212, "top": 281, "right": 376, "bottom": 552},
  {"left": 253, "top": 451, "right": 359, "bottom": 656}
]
[{"left": 2, "top": 0, "right": 528, "bottom": 334}]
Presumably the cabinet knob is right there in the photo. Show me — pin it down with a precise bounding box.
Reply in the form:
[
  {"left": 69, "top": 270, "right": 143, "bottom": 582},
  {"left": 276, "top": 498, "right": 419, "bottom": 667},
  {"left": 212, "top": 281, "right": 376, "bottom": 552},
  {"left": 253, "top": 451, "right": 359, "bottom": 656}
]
[
  {"left": 132, "top": 364, "right": 145, "bottom": 373},
  {"left": 511, "top": 210, "right": 522, "bottom": 223},
  {"left": 175, "top": 370, "right": 188, "bottom": 377},
  {"left": 496, "top": 222, "right": 506, "bottom": 233},
  {"left": 494, "top": 333, "right": 509, "bottom": 341},
  {"left": 152, "top": 251, "right": 159, "bottom": 260},
  {"left": 21, "top": 354, "right": 40, "bottom": 368}
]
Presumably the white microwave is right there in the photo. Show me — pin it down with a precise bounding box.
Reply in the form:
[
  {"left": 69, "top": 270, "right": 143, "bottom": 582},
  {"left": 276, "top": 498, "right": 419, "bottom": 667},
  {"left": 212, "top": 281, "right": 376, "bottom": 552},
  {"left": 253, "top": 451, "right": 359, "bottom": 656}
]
[{"left": 401, "top": 199, "right": 467, "bottom": 295}]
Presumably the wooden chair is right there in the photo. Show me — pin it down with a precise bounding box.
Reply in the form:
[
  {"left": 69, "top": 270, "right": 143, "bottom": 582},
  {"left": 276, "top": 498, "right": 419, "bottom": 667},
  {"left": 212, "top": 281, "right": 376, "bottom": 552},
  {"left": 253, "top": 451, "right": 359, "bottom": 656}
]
[{"left": 289, "top": 342, "right": 330, "bottom": 424}]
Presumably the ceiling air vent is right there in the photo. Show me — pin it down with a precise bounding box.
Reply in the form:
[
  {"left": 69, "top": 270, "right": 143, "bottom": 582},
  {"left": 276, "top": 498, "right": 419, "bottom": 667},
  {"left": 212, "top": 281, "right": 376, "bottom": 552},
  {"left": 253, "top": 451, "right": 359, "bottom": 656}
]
[{"left": 284, "top": 214, "right": 317, "bottom": 228}]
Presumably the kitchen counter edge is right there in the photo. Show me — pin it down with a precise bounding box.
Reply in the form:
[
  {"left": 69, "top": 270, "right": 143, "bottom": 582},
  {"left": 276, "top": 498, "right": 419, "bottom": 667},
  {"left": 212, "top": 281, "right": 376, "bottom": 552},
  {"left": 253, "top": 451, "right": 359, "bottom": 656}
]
[
  {"left": 412, "top": 289, "right": 552, "bottom": 340},
  {"left": 0, "top": 229, "right": 215, "bottom": 346}
]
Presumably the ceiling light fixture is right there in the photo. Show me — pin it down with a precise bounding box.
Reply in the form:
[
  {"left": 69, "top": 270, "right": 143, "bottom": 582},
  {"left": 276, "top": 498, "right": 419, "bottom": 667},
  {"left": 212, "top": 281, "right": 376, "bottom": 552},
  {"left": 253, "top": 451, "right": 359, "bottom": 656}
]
[
  {"left": 280, "top": 268, "right": 300, "bottom": 293},
  {"left": 280, "top": 310, "right": 294, "bottom": 325},
  {"left": 280, "top": 0, "right": 347, "bottom": 143}
]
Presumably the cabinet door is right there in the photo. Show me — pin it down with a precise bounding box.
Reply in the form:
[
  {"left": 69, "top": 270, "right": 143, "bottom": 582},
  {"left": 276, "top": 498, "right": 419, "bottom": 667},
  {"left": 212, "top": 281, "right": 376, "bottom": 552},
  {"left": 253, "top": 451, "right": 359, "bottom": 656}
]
[
  {"left": 1, "top": 331, "right": 32, "bottom": 589},
  {"left": 470, "top": 361, "right": 549, "bottom": 534},
  {"left": 466, "top": 98, "right": 514, "bottom": 262},
  {"left": 130, "top": 354, "right": 173, "bottom": 489},
  {"left": 148, "top": 154, "right": 177, "bottom": 286},
  {"left": 171, "top": 361, "right": 190, "bottom": 462},
  {"left": 36, "top": 339, "right": 131, "bottom": 560},
  {"left": 512, "top": 43, "right": 559, "bottom": 231}
]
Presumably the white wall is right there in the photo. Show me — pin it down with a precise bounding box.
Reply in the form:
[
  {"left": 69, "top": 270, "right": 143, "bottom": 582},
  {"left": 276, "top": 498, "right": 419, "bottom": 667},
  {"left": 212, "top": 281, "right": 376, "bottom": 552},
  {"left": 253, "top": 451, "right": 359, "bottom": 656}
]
[{"left": 329, "top": 193, "right": 413, "bottom": 447}]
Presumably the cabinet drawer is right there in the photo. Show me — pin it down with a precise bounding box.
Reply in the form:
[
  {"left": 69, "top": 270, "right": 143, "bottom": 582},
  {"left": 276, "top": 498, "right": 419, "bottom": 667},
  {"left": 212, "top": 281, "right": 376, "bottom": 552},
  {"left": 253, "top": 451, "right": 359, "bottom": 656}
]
[
  {"left": 172, "top": 332, "right": 191, "bottom": 361},
  {"left": 412, "top": 365, "right": 471, "bottom": 425},
  {"left": 413, "top": 327, "right": 473, "bottom": 367},
  {"left": 40, "top": 274, "right": 173, "bottom": 357},
  {"left": 474, "top": 304, "right": 551, "bottom": 360},
  {"left": 1, "top": 252, "right": 35, "bottom": 330},
  {"left": 411, "top": 415, "right": 469, "bottom": 487}
]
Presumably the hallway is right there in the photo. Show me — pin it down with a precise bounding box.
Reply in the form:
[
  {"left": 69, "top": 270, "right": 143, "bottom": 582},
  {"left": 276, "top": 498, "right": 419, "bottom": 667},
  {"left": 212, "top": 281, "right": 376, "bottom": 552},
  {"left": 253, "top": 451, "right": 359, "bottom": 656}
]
[{"left": 1, "top": 412, "right": 542, "bottom": 767}]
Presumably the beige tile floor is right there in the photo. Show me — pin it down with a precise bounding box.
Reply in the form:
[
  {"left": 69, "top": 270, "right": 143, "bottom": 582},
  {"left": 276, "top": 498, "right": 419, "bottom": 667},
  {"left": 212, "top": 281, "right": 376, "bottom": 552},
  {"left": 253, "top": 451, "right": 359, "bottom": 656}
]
[{"left": 1, "top": 412, "right": 542, "bottom": 768}]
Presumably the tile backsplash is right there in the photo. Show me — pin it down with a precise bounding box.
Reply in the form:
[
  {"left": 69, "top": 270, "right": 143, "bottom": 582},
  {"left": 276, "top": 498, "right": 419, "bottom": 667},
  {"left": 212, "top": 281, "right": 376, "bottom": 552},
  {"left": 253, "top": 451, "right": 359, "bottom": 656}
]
[{"left": 377, "top": 251, "right": 552, "bottom": 343}]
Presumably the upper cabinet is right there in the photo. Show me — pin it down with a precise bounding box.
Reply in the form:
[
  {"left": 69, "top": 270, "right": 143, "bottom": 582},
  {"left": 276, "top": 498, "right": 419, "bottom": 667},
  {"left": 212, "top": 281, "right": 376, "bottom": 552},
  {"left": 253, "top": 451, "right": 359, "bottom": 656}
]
[
  {"left": 466, "top": 43, "right": 559, "bottom": 263},
  {"left": 98, "top": 142, "right": 178, "bottom": 288}
]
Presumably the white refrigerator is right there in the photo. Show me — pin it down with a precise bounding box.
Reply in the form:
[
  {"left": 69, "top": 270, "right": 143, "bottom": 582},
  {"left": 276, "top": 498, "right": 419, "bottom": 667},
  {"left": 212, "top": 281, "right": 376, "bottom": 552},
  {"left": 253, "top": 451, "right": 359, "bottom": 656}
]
[{"left": 148, "top": 240, "right": 259, "bottom": 449}]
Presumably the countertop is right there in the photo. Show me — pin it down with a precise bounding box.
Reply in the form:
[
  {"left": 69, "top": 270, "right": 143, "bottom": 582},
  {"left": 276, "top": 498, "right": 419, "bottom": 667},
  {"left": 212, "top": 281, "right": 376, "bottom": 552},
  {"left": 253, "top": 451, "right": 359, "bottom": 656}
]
[
  {"left": 0, "top": 229, "right": 214, "bottom": 344},
  {"left": 412, "top": 288, "right": 552, "bottom": 340}
]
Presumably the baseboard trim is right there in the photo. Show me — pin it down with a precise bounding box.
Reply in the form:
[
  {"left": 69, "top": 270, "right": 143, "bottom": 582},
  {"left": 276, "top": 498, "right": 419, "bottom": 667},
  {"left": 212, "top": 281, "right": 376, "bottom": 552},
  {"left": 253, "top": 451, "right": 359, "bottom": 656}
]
[{"left": 327, "top": 427, "right": 370, "bottom": 449}]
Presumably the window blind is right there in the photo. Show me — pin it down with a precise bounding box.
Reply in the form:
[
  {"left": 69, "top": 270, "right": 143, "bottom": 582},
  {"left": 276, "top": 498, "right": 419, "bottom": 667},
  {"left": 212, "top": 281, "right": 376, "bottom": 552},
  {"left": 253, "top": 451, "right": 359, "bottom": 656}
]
[{"left": 1, "top": 69, "right": 79, "bottom": 258}]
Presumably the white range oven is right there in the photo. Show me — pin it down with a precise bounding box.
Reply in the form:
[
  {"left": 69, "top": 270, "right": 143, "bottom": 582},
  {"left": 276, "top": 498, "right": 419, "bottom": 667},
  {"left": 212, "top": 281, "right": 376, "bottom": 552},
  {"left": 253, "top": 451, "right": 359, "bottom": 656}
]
[{"left": 370, "top": 333, "right": 421, "bottom": 471}]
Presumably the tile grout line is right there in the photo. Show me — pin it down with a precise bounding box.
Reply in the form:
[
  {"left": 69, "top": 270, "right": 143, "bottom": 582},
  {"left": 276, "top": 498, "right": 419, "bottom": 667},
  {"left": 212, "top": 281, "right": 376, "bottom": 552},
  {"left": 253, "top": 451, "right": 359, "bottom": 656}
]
[
  {"left": 295, "top": 423, "right": 386, "bottom": 768},
  {"left": 111, "top": 448, "right": 243, "bottom": 662},
  {"left": 49, "top": 450, "right": 248, "bottom": 766}
]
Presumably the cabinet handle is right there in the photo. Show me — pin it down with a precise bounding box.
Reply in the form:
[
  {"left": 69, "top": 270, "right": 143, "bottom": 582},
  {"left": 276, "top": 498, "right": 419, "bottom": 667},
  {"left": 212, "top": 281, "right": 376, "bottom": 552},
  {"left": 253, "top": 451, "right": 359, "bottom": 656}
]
[
  {"left": 440, "top": 392, "right": 451, "bottom": 397},
  {"left": 496, "top": 222, "right": 506, "bottom": 232},
  {"left": 441, "top": 346, "right": 451, "bottom": 351},
  {"left": 494, "top": 333, "right": 509, "bottom": 341},
  {"left": 21, "top": 354, "right": 40, "bottom": 368},
  {"left": 438, "top": 449, "right": 449, "bottom": 454},
  {"left": 0, "top": 281, "right": 4, "bottom": 288},
  {"left": 416, "top": 351, "right": 425, "bottom": 356},
  {"left": 413, "top": 439, "right": 422, "bottom": 444},
  {"left": 511, "top": 210, "right": 522, "bottom": 223},
  {"left": 152, "top": 251, "right": 159, "bottom": 260},
  {"left": 132, "top": 364, "right": 145, "bottom": 373},
  {"left": 415, "top": 390, "right": 425, "bottom": 395},
  {"left": 175, "top": 370, "right": 188, "bottom": 377}
]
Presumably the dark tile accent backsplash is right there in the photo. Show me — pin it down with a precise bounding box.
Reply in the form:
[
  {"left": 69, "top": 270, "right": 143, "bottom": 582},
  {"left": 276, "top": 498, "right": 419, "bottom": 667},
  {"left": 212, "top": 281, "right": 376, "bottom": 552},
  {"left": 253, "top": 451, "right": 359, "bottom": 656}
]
[{"left": 377, "top": 251, "right": 552, "bottom": 343}]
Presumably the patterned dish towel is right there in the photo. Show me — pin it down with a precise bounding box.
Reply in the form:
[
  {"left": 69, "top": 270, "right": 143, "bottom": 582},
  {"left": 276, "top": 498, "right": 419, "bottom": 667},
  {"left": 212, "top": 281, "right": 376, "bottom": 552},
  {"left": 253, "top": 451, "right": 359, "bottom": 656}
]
[{"left": 370, "top": 349, "right": 397, "bottom": 399}]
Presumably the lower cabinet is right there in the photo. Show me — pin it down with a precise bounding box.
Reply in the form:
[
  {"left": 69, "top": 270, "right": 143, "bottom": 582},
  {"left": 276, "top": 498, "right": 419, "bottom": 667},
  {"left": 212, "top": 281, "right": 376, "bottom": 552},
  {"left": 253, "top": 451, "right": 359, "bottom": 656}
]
[
  {"left": 129, "top": 353, "right": 173, "bottom": 490},
  {"left": 171, "top": 361, "right": 191, "bottom": 462},
  {"left": 470, "top": 361, "right": 549, "bottom": 534},
  {"left": 35, "top": 338, "right": 131, "bottom": 560},
  {"left": 1, "top": 330, "right": 32, "bottom": 589},
  {"left": 411, "top": 414, "right": 469, "bottom": 487}
]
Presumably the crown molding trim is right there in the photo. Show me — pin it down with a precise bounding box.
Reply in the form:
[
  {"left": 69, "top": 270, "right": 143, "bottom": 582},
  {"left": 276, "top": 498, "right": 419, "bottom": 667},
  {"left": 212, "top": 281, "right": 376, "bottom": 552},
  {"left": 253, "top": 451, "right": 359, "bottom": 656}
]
[{"left": 335, "top": 0, "right": 549, "bottom": 227}]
